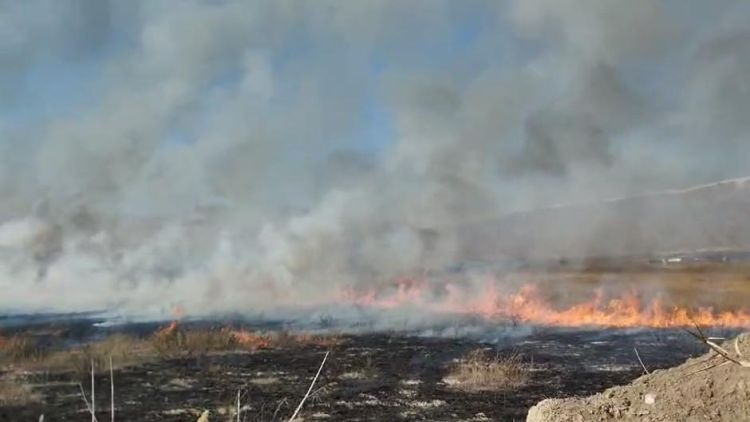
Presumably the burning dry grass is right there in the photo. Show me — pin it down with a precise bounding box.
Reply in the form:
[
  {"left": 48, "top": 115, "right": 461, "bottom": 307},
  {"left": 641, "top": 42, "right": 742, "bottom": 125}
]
[
  {"left": 0, "top": 324, "right": 342, "bottom": 376},
  {"left": 347, "top": 270, "right": 750, "bottom": 329},
  {"left": 445, "top": 349, "right": 530, "bottom": 392},
  {"left": 149, "top": 322, "right": 229, "bottom": 357},
  {"left": 150, "top": 323, "right": 342, "bottom": 357},
  {"left": 150, "top": 323, "right": 252, "bottom": 357}
]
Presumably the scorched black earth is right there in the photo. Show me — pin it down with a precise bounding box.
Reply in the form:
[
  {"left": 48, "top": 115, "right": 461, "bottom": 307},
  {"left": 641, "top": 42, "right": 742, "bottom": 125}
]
[{"left": 0, "top": 326, "right": 715, "bottom": 421}]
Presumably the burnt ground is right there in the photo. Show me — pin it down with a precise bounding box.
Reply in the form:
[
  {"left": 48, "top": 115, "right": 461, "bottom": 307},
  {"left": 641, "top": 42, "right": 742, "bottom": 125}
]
[{"left": 0, "top": 324, "right": 726, "bottom": 422}]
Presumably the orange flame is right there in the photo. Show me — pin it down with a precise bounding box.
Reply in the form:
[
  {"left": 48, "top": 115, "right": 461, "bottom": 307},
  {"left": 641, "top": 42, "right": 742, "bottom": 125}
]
[
  {"left": 228, "top": 329, "right": 342, "bottom": 349},
  {"left": 156, "top": 320, "right": 179, "bottom": 337},
  {"left": 342, "top": 278, "right": 750, "bottom": 328},
  {"left": 230, "top": 329, "right": 271, "bottom": 350}
]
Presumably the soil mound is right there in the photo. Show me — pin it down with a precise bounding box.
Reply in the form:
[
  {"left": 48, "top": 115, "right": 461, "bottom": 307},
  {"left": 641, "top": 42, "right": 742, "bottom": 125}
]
[{"left": 527, "top": 333, "right": 750, "bottom": 422}]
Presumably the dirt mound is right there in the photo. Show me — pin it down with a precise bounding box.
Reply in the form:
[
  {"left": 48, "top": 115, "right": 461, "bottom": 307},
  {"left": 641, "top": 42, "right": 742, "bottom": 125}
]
[{"left": 527, "top": 333, "right": 750, "bottom": 422}]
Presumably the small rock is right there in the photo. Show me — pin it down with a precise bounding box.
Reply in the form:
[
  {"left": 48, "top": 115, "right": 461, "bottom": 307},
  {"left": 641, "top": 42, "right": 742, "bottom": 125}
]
[
  {"left": 197, "top": 410, "right": 210, "bottom": 422},
  {"left": 644, "top": 393, "right": 656, "bottom": 405}
]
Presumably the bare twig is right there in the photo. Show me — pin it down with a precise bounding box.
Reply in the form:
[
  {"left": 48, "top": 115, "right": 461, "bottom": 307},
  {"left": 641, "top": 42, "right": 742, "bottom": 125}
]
[
  {"left": 110, "top": 355, "right": 115, "bottom": 422},
  {"left": 308, "top": 381, "right": 335, "bottom": 402},
  {"left": 634, "top": 347, "right": 650, "bottom": 374},
  {"left": 687, "top": 325, "right": 750, "bottom": 368},
  {"left": 271, "top": 398, "right": 288, "bottom": 421},
  {"left": 288, "top": 351, "right": 330, "bottom": 422},
  {"left": 77, "top": 383, "right": 99, "bottom": 422}
]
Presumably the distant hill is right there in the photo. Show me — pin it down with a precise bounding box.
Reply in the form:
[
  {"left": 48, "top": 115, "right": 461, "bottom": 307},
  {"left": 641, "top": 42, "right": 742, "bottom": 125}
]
[{"left": 458, "top": 177, "right": 750, "bottom": 261}]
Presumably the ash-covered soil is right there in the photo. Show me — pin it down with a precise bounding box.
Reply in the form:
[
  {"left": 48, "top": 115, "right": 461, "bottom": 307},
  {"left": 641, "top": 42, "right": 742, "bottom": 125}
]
[
  {"left": 0, "top": 328, "right": 716, "bottom": 421},
  {"left": 528, "top": 332, "right": 750, "bottom": 422}
]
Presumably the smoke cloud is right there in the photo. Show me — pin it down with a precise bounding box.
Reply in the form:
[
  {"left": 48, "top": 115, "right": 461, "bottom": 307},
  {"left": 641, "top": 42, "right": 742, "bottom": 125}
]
[{"left": 1, "top": 0, "right": 750, "bottom": 317}]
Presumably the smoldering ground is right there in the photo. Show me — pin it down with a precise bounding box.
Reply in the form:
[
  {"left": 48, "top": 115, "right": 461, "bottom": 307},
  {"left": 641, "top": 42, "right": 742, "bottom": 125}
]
[{"left": 1, "top": 1, "right": 750, "bottom": 319}]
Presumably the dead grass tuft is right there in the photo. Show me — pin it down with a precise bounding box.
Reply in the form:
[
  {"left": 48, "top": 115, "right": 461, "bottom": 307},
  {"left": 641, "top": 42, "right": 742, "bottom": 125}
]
[
  {"left": 72, "top": 334, "right": 152, "bottom": 374},
  {"left": 227, "top": 329, "right": 343, "bottom": 351},
  {"left": 445, "top": 349, "right": 530, "bottom": 392},
  {"left": 183, "top": 328, "right": 239, "bottom": 354},
  {"left": 269, "top": 331, "right": 343, "bottom": 349},
  {"left": 0, "top": 377, "right": 39, "bottom": 406},
  {"left": 5, "top": 334, "right": 153, "bottom": 375},
  {"left": 232, "top": 330, "right": 271, "bottom": 350},
  {"left": 149, "top": 324, "right": 342, "bottom": 357},
  {"left": 0, "top": 324, "right": 344, "bottom": 377},
  {"left": 150, "top": 321, "right": 188, "bottom": 357},
  {"left": 0, "top": 335, "right": 46, "bottom": 363}
]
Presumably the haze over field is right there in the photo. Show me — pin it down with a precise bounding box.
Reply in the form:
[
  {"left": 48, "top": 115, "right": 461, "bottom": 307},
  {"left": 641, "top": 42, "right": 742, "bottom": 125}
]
[{"left": 1, "top": 1, "right": 750, "bottom": 316}]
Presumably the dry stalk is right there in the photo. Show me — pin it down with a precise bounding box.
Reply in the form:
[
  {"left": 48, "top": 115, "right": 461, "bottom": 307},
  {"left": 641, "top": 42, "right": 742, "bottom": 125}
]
[
  {"left": 109, "top": 355, "right": 114, "bottom": 422},
  {"left": 683, "top": 324, "right": 750, "bottom": 377},
  {"left": 687, "top": 325, "right": 750, "bottom": 368},
  {"left": 90, "top": 360, "right": 95, "bottom": 422},
  {"left": 77, "top": 383, "right": 98, "bottom": 422},
  {"left": 288, "top": 351, "right": 329, "bottom": 422},
  {"left": 272, "top": 398, "right": 288, "bottom": 421},
  {"left": 236, "top": 389, "right": 241, "bottom": 422},
  {"left": 633, "top": 347, "right": 650, "bottom": 374}
]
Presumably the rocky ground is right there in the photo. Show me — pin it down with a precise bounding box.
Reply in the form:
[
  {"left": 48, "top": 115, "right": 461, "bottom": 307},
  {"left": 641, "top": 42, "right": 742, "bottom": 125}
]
[{"left": 0, "top": 324, "right": 716, "bottom": 422}]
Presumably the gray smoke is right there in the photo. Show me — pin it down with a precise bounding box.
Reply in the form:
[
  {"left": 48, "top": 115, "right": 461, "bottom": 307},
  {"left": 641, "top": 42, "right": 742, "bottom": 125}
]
[{"left": 1, "top": 0, "right": 749, "bottom": 317}]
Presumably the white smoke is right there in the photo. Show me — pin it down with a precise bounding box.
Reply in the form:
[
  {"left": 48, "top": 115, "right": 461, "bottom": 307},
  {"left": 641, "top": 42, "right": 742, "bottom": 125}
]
[{"left": 1, "top": 0, "right": 750, "bottom": 317}]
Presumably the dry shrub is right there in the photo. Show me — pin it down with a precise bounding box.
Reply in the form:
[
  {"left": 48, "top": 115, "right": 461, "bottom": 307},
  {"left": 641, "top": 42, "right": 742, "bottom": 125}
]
[
  {"left": 0, "top": 335, "right": 45, "bottom": 363},
  {"left": 293, "top": 333, "right": 343, "bottom": 348},
  {"left": 14, "top": 334, "right": 153, "bottom": 375},
  {"left": 150, "top": 322, "right": 188, "bottom": 357},
  {"left": 150, "top": 324, "right": 240, "bottom": 357},
  {"left": 71, "top": 334, "right": 151, "bottom": 374},
  {"left": 227, "top": 329, "right": 342, "bottom": 351},
  {"left": 183, "top": 328, "right": 238, "bottom": 354},
  {"left": 267, "top": 331, "right": 343, "bottom": 349},
  {"left": 0, "top": 325, "right": 344, "bottom": 376},
  {"left": 271, "top": 331, "right": 303, "bottom": 348},
  {"left": 149, "top": 324, "right": 343, "bottom": 356},
  {"left": 232, "top": 330, "right": 271, "bottom": 350},
  {"left": 446, "top": 349, "right": 529, "bottom": 392}
]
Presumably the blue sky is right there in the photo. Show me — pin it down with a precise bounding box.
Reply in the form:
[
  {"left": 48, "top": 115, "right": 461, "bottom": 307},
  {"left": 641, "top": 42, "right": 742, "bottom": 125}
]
[{"left": 1, "top": 1, "right": 518, "bottom": 157}]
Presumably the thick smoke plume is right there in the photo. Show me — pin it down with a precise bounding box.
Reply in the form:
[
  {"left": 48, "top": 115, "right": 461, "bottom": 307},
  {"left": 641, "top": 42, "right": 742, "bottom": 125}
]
[{"left": 1, "top": 1, "right": 750, "bottom": 317}]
